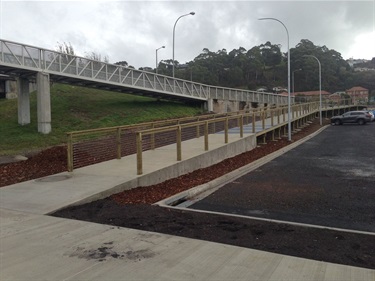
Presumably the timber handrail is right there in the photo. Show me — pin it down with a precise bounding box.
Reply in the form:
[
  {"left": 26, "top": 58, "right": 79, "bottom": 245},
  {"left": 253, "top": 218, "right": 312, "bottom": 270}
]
[
  {"left": 135, "top": 113, "right": 253, "bottom": 175},
  {"left": 67, "top": 99, "right": 357, "bottom": 173}
]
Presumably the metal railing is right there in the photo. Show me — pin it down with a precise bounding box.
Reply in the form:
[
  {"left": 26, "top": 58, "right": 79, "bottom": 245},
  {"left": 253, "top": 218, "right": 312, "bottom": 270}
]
[{"left": 0, "top": 39, "right": 291, "bottom": 104}]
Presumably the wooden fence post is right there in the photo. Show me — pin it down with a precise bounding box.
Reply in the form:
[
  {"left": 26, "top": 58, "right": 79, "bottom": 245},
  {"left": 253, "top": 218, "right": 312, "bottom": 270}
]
[
  {"left": 177, "top": 126, "right": 182, "bottom": 161},
  {"left": 116, "top": 128, "right": 121, "bottom": 159},
  {"left": 204, "top": 121, "right": 209, "bottom": 151},
  {"left": 225, "top": 117, "right": 229, "bottom": 143},
  {"left": 67, "top": 133, "right": 73, "bottom": 172},
  {"left": 136, "top": 132, "right": 143, "bottom": 175}
]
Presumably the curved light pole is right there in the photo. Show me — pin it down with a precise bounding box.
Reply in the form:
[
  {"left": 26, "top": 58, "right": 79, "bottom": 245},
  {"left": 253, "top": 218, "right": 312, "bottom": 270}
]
[
  {"left": 259, "top": 17, "right": 291, "bottom": 141},
  {"left": 304, "top": 55, "right": 322, "bottom": 125},
  {"left": 156, "top": 45, "right": 165, "bottom": 74},
  {"left": 172, "top": 12, "right": 195, "bottom": 78},
  {"left": 292, "top": 68, "right": 302, "bottom": 94}
]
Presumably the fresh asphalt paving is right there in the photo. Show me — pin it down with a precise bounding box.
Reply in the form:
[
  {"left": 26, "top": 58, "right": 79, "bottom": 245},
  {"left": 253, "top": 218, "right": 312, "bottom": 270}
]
[{"left": 189, "top": 122, "right": 375, "bottom": 232}]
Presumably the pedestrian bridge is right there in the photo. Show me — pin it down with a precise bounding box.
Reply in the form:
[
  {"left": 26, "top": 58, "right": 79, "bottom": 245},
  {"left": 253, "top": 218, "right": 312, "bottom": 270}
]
[
  {"left": 0, "top": 39, "right": 290, "bottom": 133},
  {"left": 0, "top": 39, "right": 288, "bottom": 104}
]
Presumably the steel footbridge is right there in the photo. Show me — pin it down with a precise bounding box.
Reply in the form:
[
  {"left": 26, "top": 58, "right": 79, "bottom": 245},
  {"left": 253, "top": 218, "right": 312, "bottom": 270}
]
[{"left": 0, "top": 39, "right": 290, "bottom": 105}]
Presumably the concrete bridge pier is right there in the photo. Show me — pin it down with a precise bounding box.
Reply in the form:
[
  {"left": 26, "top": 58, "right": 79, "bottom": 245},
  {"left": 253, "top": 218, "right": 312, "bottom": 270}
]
[
  {"left": 37, "top": 72, "right": 51, "bottom": 134},
  {"left": 212, "top": 99, "right": 240, "bottom": 113},
  {"left": 17, "top": 77, "right": 30, "bottom": 125},
  {"left": 206, "top": 98, "right": 213, "bottom": 112}
]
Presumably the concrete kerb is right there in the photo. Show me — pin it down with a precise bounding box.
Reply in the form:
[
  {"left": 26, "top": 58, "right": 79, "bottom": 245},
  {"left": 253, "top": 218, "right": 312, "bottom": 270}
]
[
  {"left": 155, "top": 125, "right": 330, "bottom": 208},
  {"left": 161, "top": 200, "right": 375, "bottom": 236}
]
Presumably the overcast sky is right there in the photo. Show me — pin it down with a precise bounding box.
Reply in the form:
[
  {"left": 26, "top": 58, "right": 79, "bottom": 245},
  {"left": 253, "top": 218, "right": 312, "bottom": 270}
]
[{"left": 0, "top": 0, "right": 374, "bottom": 69}]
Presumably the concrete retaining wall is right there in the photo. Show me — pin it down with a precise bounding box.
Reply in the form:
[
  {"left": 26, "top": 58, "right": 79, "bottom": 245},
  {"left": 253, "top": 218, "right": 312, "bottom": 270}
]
[
  {"left": 136, "top": 134, "right": 256, "bottom": 187},
  {"left": 79, "top": 134, "right": 257, "bottom": 205}
]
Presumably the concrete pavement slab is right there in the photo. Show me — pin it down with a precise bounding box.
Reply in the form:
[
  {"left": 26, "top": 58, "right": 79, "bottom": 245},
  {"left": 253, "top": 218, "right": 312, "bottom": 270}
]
[{"left": 1, "top": 208, "right": 374, "bottom": 281}]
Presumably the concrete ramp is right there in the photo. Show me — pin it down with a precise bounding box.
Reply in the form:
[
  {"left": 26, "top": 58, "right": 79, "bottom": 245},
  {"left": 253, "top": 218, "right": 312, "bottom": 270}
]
[{"left": 0, "top": 133, "right": 255, "bottom": 215}]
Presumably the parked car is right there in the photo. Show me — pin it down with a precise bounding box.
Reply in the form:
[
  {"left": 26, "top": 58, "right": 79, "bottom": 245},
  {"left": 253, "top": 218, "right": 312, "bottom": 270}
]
[
  {"left": 330, "top": 111, "right": 372, "bottom": 125},
  {"left": 368, "top": 110, "right": 375, "bottom": 122}
]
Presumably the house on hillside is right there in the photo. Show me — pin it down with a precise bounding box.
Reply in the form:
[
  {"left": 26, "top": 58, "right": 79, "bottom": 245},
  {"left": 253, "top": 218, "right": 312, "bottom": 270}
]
[
  {"left": 328, "top": 91, "right": 347, "bottom": 105},
  {"left": 346, "top": 86, "right": 369, "bottom": 105},
  {"left": 256, "top": 87, "right": 268, "bottom": 92},
  {"left": 278, "top": 91, "right": 295, "bottom": 98},
  {"left": 273, "top": 86, "right": 287, "bottom": 93},
  {"left": 292, "top": 90, "right": 331, "bottom": 103}
]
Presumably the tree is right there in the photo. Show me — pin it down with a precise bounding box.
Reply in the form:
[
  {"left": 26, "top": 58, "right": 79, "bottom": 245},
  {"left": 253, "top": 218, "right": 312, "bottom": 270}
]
[
  {"left": 85, "top": 51, "right": 109, "bottom": 63},
  {"left": 114, "top": 61, "right": 128, "bottom": 67},
  {"left": 290, "top": 39, "right": 351, "bottom": 93},
  {"left": 163, "top": 39, "right": 373, "bottom": 101},
  {"left": 56, "top": 42, "right": 75, "bottom": 55},
  {"left": 259, "top": 41, "right": 282, "bottom": 67},
  {"left": 245, "top": 46, "right": 264, "bottom": 88}
]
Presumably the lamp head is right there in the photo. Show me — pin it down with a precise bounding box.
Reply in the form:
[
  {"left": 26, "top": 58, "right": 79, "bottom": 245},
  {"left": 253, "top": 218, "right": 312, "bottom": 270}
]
[{"left": 190, "top": 12, "right": 195, "bottom": 15}]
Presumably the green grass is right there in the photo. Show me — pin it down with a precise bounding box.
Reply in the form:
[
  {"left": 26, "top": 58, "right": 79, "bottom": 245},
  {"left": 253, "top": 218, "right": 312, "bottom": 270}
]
[{"left": 0, "top": 83, "right": 202, "bottom": 155}]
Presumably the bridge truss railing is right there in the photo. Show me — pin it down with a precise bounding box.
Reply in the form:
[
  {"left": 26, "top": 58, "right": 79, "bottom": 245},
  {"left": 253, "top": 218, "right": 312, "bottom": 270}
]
[{"left": 0, "top": 39, "right": 289, "bottom": 104}]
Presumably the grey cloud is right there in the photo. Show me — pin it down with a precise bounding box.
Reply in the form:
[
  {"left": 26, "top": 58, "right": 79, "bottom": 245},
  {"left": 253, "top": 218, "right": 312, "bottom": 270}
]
[{"left": 1, "top": 1, "right": 373, "bottom": 68}]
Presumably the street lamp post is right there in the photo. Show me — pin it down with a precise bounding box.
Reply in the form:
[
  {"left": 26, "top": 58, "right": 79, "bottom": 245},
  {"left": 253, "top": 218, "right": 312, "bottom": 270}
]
[
  {"left": 304, "top": 55, "right": 322, "bottom": 125},
  {"left": 172, "top": 12, "right": 195, "bottom": 78},
  {"left": 259, "top": 17, "right": 291, "bottom": 141},
  {"left": 156, "top": 46, "right": 165, "bottom": 74},
  {"left": 292, "top": 68, "right": 302, "bottom": 94}
]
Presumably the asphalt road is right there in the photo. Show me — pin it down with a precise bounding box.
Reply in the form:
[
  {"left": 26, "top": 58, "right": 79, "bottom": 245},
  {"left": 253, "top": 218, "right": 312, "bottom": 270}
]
[{"left": 189, "top": 122, "right": 375, "bottom": 232}]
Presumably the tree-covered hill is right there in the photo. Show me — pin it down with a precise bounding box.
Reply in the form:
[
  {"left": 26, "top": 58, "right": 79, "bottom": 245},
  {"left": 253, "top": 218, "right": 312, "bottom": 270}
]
[{"left": 157, "top": 39, "right": 375, "bottom": 99}]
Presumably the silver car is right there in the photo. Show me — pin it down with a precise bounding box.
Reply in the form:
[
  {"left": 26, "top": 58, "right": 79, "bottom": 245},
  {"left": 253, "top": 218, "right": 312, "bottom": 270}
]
[
  {"left": 331, "top": 111, "right": 372, "bottom": 125},
  {"left": 365, "top": 110, "right": 375, "bottom": 122}
]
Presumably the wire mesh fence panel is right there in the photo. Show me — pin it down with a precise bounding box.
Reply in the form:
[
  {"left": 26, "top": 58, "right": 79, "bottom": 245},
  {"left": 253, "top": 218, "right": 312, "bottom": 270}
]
[
  {"left": 153, "top": 130, "right": 178, "bottom": 149},
  {"left": 120, "top": 130, "right": 137, "bottom": 157},
  {"left": 72, "top": 132, "right": 118, "bottom": 169}
]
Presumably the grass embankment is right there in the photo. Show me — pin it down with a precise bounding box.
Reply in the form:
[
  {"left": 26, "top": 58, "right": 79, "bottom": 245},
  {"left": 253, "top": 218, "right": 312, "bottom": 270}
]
[{"left": 0, "top": 83, "right": 202, "bottom": 155}]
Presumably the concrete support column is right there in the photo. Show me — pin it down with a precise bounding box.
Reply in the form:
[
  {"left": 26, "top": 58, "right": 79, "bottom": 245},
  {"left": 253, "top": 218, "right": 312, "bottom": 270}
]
[
  {"left": 6, "top": 80, "right": 18, "bottom": 99},
  {"left": 206, "top": 98, "right": 213, "bottom": 112},
  {"left": 17, "top": 78, "right": 30, "bottom": 125},
  {"left": 37, "top": 72, "right": 51, "bottom": 134}
]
